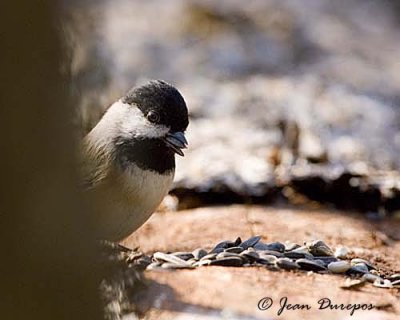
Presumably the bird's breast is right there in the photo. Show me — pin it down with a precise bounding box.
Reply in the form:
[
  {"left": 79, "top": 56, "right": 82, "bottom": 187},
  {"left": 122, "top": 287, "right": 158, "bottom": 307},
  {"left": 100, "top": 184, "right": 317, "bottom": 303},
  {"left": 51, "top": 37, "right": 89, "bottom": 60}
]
[{"left": 93, "top": 164, "right": 174, "bottom": 241}]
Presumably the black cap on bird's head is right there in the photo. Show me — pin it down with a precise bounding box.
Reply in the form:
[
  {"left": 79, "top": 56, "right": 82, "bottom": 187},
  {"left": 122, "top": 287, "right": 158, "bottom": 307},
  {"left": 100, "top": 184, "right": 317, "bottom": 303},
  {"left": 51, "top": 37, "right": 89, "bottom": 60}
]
[
  {"left": 122, "top": 80, "right": 189, "bottom": 156},
  {"left": 123, "top": 80, "right": 188, "bottom": 133}
]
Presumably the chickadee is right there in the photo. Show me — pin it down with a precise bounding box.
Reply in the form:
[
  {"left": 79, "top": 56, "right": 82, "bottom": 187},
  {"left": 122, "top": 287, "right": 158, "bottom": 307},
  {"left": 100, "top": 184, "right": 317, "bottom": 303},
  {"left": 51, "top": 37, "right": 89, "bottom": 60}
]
[{"left": 82, "top": 80, "right": 188, "bottom": 241}]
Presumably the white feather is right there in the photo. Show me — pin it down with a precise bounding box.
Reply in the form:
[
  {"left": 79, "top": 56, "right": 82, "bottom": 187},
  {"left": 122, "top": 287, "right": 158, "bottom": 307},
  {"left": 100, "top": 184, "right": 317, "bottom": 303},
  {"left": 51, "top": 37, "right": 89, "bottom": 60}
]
[
  {"left": 87, "top": 162, "right": 174, "bottom": 241},
  {"left": 88, "top": 100, "right": 170, "bottom": 143},
  {"left": 84, "top": 99, "right": 178, "bottom": 240}
]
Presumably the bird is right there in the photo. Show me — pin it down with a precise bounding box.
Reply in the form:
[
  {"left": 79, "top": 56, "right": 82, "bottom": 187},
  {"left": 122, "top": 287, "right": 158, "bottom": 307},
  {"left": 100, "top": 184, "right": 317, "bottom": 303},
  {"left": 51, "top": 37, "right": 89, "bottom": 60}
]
[{"left": 82, "top": 80, "right": 189, "bottom": 241}]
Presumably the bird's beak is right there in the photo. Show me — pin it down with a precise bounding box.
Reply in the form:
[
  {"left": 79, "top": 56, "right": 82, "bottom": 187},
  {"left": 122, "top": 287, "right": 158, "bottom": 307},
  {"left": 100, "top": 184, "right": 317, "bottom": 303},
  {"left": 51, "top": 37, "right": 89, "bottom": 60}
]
[{"left": 163, "top": 131, "right": 188, "bottom": 156}]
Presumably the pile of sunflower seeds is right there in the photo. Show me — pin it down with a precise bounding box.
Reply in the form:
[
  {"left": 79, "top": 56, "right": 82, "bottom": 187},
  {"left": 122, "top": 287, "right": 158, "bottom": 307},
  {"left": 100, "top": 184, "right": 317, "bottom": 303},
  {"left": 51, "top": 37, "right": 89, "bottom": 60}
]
[{"left": 128, "top": 236, "right": 400, "bottom": 290}]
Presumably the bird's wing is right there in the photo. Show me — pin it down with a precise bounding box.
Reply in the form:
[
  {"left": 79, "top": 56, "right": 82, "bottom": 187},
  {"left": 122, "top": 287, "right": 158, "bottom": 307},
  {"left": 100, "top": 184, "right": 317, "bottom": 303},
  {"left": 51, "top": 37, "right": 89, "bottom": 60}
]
[{"left": 80, "top": 138, "right": 113, "bottom": 190}]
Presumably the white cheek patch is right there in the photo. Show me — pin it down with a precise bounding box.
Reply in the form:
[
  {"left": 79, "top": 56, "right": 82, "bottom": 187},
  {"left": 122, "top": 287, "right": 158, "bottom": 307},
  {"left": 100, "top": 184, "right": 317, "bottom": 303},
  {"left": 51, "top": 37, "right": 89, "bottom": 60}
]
[{"left": 116, "top": 101, "right": 170, "bottom": 139}]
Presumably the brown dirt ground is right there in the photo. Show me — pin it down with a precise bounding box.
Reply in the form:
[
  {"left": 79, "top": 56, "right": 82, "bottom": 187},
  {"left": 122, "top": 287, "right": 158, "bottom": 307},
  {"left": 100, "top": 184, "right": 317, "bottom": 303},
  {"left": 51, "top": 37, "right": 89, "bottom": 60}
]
[{"left": 122, "top": 205, "right": 400, "bottom": 320}]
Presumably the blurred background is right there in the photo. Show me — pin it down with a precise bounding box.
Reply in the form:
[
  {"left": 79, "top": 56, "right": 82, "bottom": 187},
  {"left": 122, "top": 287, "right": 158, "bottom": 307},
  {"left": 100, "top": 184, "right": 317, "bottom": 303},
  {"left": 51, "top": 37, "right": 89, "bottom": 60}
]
[{"left": 65, "top": 0, "right": 400, "bottom": 213}]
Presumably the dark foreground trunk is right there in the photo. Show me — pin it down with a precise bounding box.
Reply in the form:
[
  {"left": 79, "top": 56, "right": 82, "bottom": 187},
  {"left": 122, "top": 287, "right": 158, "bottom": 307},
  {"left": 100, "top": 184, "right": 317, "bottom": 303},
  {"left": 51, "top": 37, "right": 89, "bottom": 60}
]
[{"left": 0, "top": 1, "right": 103, "bottom": 319}]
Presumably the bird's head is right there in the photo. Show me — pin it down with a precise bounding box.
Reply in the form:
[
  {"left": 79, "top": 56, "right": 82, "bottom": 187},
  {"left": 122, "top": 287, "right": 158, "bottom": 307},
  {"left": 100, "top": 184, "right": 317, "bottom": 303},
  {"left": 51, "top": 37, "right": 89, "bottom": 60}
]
[
  {"left": 119, "top": 80, "right": 189, "bottom": 156},
  {"left": 87, "top": 80, "right": 189, "bottom": 174}
]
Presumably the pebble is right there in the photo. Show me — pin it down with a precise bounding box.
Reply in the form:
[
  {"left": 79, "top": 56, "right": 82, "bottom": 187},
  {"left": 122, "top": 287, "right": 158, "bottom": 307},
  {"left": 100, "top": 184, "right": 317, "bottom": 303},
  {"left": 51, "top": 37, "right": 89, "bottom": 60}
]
[{"left": 328, "top": 261, "right": 351, "bottom": 273}]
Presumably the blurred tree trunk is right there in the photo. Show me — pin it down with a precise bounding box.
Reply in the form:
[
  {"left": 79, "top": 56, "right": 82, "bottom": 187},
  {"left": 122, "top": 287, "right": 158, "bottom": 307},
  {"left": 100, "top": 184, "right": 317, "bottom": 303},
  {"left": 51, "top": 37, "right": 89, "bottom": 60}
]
[{"left": 0, "top": 1, "right": 103, "bottom": 319}]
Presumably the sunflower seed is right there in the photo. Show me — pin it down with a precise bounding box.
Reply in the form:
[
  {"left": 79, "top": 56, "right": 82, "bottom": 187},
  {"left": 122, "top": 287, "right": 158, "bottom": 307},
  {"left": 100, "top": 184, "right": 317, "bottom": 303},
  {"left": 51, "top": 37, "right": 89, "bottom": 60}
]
[
  {"left": 306, "top": 240, "right": 333, "bottom": 256},
  {"left": 297, "top": 258, "right": 327, "bottom": 272},
  {"left": 172, "top": 252, "right": 194, "bottom": 261},
  {"left": 240, "top": 250, "right": 259, "bottom": 261},
  {"left": 373, "top": 278, "right": 393, "bottom": 288},
  {"left": 187, "top": 258, "right": 197, "bottom": 265},
  {"left": 328, "top": 261, "right": 351, "bottom": 273},
  {"left": 192, "top": 248, "right": 208, "bottom": 260},
  {"left": 224, "top": 246, "right": 244, "bottom": 253},
  {"left": 351, "top": 258, "right": 376, "bottom": 270},
  {"left": 147, "top": 262, "right": 162, "bottom": 270},
  {"left": 211, "top": 247, "right": 224, "bottom": 254},
  {"left": 216, "top": 252, "right": 243, "bottom": 259},
  {"left": 145, "top": 237, "right": 395, "bottom": 290},
  {"left": 252, "top": 242, "right": 270, "bottom": 251},
  {"left": 362, "top": 273, "right": 382, "bottom": 283},
  {"left": 388, "top": 274, "right": 400, "bottom": 282},
  {"left": 340, "top": 278, "right": 367, "bottom": 290},
  {"left": 334, "top": 246, "right": 350, "bottom": 259},
  {"left": 193, "top": 259, "right": 212, "bottom": 267},
  {"left": 260, "top": 242, "right": 285, "bottom": 253},
  {"left": 161, "top": 262, "right": 194, "bottom": 269},
  {"left": 211, "top": 240, "right": 238, "bottom": 253},
  {"left": 391, "top": 280, "right": 400, "bottom": 287},
  {"left": 239, "top": 236, "right": 261, "bottom": 249},
  {"left": 313, "top": 256, "right": 338, "bottom": 265},
  {"left": 277, "top": 258, "right": 300, "bottom": 270},
  {"left": 210, "top": 257, "right": 243, "bottom": 267},
  {"left": 153, "top": 252, "right": 191, "bottom": 266},
  {"left": 284, "top": 242, "right": 301, "bottom": 251},
  {"left": 201, "top": 253, "right": 218, "bottom": 261},
  {"left": 284, "top": 249, "right": 313, "bottom": 260},
  {"left": 256, "top": 250, "right": 284, "bottom": 258},
  {"left": 348, "top": 263, "right": 369, "bottom": 275},
  {"left": 257, "top": 254, "right": 278, "bottom": 265}
]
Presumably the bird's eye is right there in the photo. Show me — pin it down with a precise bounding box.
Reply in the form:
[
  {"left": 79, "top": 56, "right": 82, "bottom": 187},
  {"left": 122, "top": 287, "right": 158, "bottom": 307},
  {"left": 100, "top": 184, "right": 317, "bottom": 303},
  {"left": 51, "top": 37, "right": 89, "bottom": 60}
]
[{"left": 147, "top": 111, "right": 160, "bottom": 123}]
